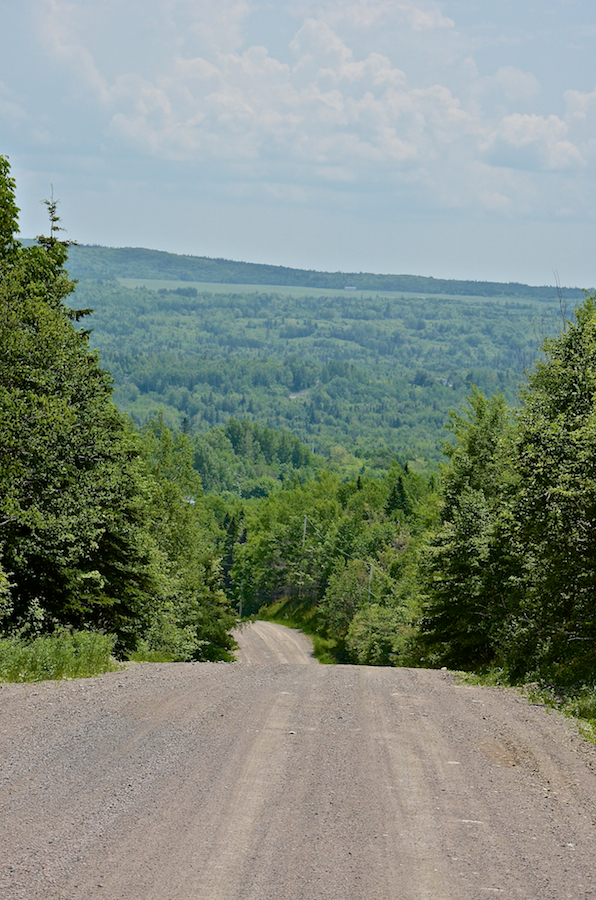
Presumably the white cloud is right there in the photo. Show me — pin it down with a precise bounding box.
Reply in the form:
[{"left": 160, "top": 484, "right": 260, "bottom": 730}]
[
  {"left": 397, "top": 2, "right": 454, "bottom": 32},
  {"left": 478, "top": 190, "right": 512, "bottom": 214},
  {"left": 565, "top": 85, "right": 596, "bottom": 122},
  {"left": 5, "top": 0, "right": 596, "bottom": 264},
  {"left": 40, "top": 0, "right": 110, "bottom": 101},
  {"left": 475, "top": 66, "right": 541, "bottom": 106},
  {"left": 33, "top": 0, "right": 587, "bottom": 212},
  {"left": 483, "top": 113, "right": 585, "bottom": 171},
  {"left": 0, "top": 82, "right": 27, "bottom": 125},
  {"left": 293, "top": 0, "right": 453, "bottom": 31},
  {"left": 292, "top": 0, "right": 393, "bottom": 29},
  {"left": 183, "top": 0, "right": 253, "bottom": 53},
  {"left": 98, "top": 16, "right": 442, "bottom": 175}
]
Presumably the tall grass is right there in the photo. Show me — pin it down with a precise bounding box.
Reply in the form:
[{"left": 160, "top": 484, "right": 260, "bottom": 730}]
[{"left": 0, "top": 630, "right": 118, "bottom": 682}]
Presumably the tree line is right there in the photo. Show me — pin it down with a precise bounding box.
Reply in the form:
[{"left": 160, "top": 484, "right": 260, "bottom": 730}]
[{"left": 420, "top": 301, "right": 596, "bottom": 683}]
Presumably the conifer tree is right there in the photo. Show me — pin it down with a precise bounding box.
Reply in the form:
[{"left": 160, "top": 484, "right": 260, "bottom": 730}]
[
  {"left": 0, "top": 156, "right": 234, "bottom": 657},
  {"left": 508, "top": 294, "right": 596, "bottom": 678},
  {"left": 419, "top": 389, "right": 515, "bottom": 667}
]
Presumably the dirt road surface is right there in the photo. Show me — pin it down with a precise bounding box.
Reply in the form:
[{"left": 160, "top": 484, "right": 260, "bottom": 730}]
[
  {"left": 2, "top": 622, "right": 596, "bottom": 899},
  {"left": 233, "top": 620, "right": 316, "bottom": 664}
]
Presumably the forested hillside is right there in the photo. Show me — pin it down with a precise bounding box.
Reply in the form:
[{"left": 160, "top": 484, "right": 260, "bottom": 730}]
[
  {"left": 72, "top": 275, "right": 570, "bottom": 464},
  {"left": 221, "top": 303, "right": 596, "bottom": 687}
]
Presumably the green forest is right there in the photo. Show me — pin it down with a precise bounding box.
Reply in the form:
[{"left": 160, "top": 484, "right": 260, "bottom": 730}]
[
  {"left": 71, "top": 260, "right": 570, "bottom": 465},
  {"left": 4, "top": 154, "right": 596, "bottom": 703}
]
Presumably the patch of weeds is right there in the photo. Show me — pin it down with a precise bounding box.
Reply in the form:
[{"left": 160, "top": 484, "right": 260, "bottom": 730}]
[
  {"left": 453, "top": 666, "right": 509, "bottom": 687},
  {"left": 521, "top": 684, "right": 596, "bottom": 745},
  {"left": 0, "top": 630, "right": 119, "bottom": 682},
  {"left": 311, "top": 635, "right": 339, "bottom": 665},
  {"left": 128, "top": 646, "right": 179, "bottom": 663}
]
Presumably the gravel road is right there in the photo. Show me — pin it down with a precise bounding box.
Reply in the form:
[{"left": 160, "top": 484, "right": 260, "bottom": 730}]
[
  {"left": 233, "top": 620, "right": 316, "bottom": 664},
  {"left": 2, "top": 621, "right": 596, "bottom": 899}
]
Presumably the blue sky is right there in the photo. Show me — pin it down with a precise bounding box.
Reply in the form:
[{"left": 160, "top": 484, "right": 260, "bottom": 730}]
[{"left": 2, "top": 0, "right": 596, "bottom": 285}]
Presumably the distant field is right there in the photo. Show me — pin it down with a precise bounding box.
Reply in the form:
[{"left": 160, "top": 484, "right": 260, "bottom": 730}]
[
  {"left": 60, "top": 242, "right": 587, "bottom": 300},
  {"left": 117, "top": 277, "right": 532, "bottom": 305}
]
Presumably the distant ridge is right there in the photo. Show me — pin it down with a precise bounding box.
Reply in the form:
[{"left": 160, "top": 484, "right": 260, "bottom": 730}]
[{"left": 37, "top": 242, "right": 588, "bottom": 300}]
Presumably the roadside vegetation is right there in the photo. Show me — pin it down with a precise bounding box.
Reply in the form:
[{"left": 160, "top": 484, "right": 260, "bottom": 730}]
[
  {"left": 0, "top": 630, "right": 118, "bottom": 682},
  {"left": 0, "top": 156, "right": 236, "bottom": 680},
  {"left": 457, "top": 669, "right": 596, "bottom": 745}
]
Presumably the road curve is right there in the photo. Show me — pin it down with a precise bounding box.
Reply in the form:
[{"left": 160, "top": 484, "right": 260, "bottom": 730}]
[
  {"left": 1, "top": 625, "right": 596, "bottom": 899},
  {"left": 232, "top": 620, "right": 317, "bottom": 664}
]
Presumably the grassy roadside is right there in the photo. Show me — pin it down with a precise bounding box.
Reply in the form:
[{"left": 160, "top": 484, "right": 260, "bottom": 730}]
[
  {"left": 0, "top": 630, "right": 119, "bottom": 682},
  {"left": 523, "top": 684, "right": 596, "bottom": 744},
  {"left": 256, "top": 598, "right": 340, "bottom": 664},
  {"left": 457, "top": 667, "right": 596, "bottom": 745}
]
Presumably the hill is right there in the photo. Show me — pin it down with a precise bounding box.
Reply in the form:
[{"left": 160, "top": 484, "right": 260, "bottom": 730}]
[
  {"left": 69, "top": 262, "right": 577, "bottom": 466},
  {"left": 63, "top": 243, "right": 587, "bottom": 299}
]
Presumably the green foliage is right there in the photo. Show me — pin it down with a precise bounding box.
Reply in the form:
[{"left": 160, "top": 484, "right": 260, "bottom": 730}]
[
  {"left": 0, "top": 157, "right": 236, "bottom": 662},
  {"left": 67, "top": 272, "right": 567, "bottom": 463},
  {"left": 142, "top": 413, "right": 204, "bottom": 497},
  {"left": 193, "top": 418, "right": 320, "bottom": 496},
  {"left": 508, "top": 294, "right": 596, "bottom": 680},
  {"left": 0, "top": 156, "right": 20, "bottom": 264},
  {"left": 419, "top": 295, "right": 596, "bottom": 684},
  {"left": 0, "top": 560, "right": 11, "bottom": 621},
  {"left": 231, "top": 472, "right": 343, "bottom": 613},
  {"left": 319, "top": 559, "right": 374, "bottom": 646},
  {"left": 114, "top": 416, "right": 237, "bottom": 661},
  {"left": 0, "top": 184, "right": 155, "bottom": 647},
  {"left": 0, "top": 629, "right": 118, "bottom": 682},
  {"left": 419, "top": 390, "right": 516, "bottom": 667},
  {"left": 346, "top": 605, "right": 408, "bottom": 666},
  {"left": 227, "top": 463, "right": 436, "bottom": 663}
]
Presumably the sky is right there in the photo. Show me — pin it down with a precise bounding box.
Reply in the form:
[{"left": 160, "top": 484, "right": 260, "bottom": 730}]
[{"left": 2, "top": 0, "right": 596, "bottom": 286}]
